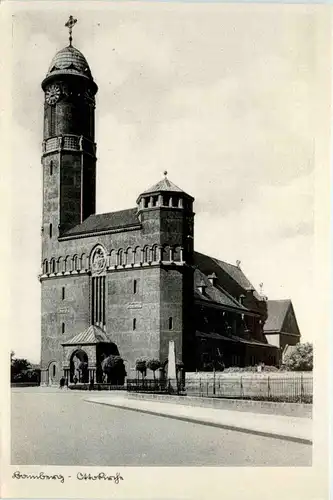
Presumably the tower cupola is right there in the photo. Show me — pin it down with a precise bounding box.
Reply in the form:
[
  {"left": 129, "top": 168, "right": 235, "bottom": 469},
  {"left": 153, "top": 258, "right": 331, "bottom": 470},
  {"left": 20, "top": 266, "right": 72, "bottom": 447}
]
[
  {"left": 137, "top": 171, "right": 194, "bottom": 213},
  {"left": 41, "top": 16, "right": 98, "bottom": 244},
  {"left": 42, "top": 45, "right": 97, "bottom": 92}
]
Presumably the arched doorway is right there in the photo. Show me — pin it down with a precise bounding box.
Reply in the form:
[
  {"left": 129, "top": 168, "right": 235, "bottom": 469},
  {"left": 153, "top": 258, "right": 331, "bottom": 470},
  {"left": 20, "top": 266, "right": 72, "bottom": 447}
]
[{"left": 70, "top": 349, "right": 89, "bottom": 383}]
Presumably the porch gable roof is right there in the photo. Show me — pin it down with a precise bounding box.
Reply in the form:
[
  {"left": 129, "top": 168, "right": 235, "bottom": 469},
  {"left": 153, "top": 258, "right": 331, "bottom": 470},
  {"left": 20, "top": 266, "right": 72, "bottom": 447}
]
[{"left": 61, "top": 325, "right": 110, "bottom": 346}]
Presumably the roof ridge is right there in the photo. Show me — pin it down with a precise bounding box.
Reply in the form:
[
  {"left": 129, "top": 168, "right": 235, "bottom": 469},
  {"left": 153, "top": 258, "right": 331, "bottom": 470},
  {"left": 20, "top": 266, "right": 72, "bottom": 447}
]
[
  {"left": 88, "top": 207, "right": 137, "bottom": 217},
  {"left": 267, "top": 298, "right": 291, "bottom": 303},
  {"left": 195, "top": 251, "right": 237, "bottom": 270}
]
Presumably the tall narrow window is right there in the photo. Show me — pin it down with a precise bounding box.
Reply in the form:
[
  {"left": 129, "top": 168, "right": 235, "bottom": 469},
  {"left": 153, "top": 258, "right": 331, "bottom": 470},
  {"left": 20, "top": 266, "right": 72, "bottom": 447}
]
[
  {"left": 118, "top": 250, "right": 123, "bottom": 266},
  {"left": 49, "top": 161, "right": 53, "bottom": 176},
  {"left": 133, "top": 318, "right": 136, "bottom": 330},
  {"left": 49, "top": 106, "right": 56, "bottom": 136},
  {"left": 62, "top": 323, "right": 65, "bottom": 334},
  {"left": 133, "top": 280, "right": 137, "bottom": 294},
  {"left": 49, "top": 223, "right": 52, "bottom": 238},
  {"left": 62, "top": 287, "right": 65, "bottom": 300},
  {"left": 53, "top": 365, "right": 56, "bottom": 377},
  {"left": 169, "top": 317, "right": 173, "bottom": 330},
  {"left": 91, "top": 276, "right": 106, "bottom": 326}
]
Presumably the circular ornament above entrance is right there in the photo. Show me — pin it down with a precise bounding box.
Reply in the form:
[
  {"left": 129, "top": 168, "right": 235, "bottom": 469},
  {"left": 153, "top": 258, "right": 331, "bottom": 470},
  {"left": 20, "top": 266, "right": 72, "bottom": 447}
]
[{"left": 90, "top": 245, "right": 107, "bottom": 274}]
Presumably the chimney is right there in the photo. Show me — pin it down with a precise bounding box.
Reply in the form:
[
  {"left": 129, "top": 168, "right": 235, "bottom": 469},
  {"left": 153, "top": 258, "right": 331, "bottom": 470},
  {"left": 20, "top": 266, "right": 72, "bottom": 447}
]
[
  {"left": 208, "top": 272, "right": 217, "bottom": 286},
  {"left": 239, "top": 294, "right": 245, "bottom": 305},
  {"left": 197, "top": 279, "right": 207, "bottom": 295}
]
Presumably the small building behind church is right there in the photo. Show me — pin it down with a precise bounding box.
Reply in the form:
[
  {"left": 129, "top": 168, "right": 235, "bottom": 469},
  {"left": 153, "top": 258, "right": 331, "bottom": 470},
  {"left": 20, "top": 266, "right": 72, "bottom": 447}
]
[{"left": 264, "top": 299, "right": 301, "bottom": 364}]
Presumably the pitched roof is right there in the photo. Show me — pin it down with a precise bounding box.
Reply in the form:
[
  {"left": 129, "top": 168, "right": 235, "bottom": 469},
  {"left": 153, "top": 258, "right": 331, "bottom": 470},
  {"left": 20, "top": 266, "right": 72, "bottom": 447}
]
[
  {"left": 263, "top": 300, "right": 291, "bottom": 333},
  {"left": 194, "top": 251, "right": 262, "bottom": 300},
  {"left": 194, "top": 268, "right": 248, "bottom": 311},
  {"left": 63, "top": 208, "right": 140, "bottom": 237},
  {"left": 213, "top": 259, "right": 257, "bottom": 293},
  {"left": 61, "top": 325, "right": 110, "bottom": 345}
]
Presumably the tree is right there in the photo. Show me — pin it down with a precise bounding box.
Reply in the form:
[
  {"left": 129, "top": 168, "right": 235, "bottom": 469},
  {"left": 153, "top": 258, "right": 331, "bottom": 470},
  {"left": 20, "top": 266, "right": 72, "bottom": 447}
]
[
  {"left": 10, "top": 354, "right": 41, "bottom": 383},
  {"left": 101, "top": 355, "right": 126, "bottom": 384},
  {"left": 135, "top": 358, "right": 147, "bottom": 380},
  {"left": 147, "top": 359, "right": 161, "bottom": 380},
  {"left": 11, "top": 356, "right": 32, "bottom": 382},
  {"left": 284, "top": 342, "right": 313, "bottom": 371}
]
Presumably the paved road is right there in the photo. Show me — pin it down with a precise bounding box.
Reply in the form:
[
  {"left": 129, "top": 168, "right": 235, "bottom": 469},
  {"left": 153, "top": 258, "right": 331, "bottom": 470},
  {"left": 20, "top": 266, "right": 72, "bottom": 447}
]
[{"left": 11, "top": 388, "right": 311, "bottom": 466}]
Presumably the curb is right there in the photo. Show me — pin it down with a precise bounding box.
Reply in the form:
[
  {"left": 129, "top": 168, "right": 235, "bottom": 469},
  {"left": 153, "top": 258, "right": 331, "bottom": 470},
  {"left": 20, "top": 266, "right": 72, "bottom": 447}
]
[{"left": 85, "top": 399, "right": 312, "bottom": 446}]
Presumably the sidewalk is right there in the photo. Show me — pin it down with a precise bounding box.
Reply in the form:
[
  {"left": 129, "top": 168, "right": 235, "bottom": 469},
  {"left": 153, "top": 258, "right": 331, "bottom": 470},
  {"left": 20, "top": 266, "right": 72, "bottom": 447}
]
[{"left": 85, "top": 393, "right": 312, "bottom": 445}]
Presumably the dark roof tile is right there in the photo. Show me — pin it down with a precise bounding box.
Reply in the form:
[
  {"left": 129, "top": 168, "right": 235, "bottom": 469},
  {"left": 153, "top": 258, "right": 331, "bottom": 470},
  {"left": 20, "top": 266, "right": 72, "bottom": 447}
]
[
  {"left": 63, "top": 208, "right": 140, "bottom": 236},
  {"left": 263, "top": 299, "right": 291, "bottom": 332}
]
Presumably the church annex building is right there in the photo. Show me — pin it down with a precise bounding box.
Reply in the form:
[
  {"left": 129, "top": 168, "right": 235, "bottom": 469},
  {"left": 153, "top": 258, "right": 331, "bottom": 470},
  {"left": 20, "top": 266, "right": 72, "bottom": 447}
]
[{"left": 39, "top": 21, "right": 301, "bottom": 386}]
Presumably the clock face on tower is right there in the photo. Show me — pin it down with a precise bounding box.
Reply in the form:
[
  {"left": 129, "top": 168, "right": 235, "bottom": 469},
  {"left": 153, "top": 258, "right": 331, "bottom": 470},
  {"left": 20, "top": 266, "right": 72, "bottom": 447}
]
[{"left": 45, "top": 84, "right": 61, "bottom": 105}]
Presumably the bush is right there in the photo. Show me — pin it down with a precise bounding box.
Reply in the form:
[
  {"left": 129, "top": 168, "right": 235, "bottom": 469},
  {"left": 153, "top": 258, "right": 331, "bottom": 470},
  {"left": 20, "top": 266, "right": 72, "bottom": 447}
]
[
  {"left": 101, "top": 355, "right": 126, "bottom": 384},
  {"left": 284, "top": 343, "right": 313, "bottom": 371},
  {"left": 135, "top": 358, "right": 147, "bottom": 379},
  {"left": 147, "top": 359, "right": 161, "bottom": 379}
]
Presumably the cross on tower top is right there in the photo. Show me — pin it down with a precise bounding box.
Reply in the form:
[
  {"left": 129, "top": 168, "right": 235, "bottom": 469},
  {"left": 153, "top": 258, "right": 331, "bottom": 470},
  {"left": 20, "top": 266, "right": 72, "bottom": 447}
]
[{"left": 65, "top": 15, "right": 77, "bottom": 47}]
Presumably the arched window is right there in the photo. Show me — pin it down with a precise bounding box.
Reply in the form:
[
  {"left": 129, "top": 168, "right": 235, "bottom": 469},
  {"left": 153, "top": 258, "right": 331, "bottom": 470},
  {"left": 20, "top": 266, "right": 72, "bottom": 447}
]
[
  {"left": 73, "top": 255, "right": 79, "bottom": 271},
  {"left": 152, "top": 245, "right": 158, "bottom": 262},
  {"left": 52, "top": 364, "right": 56, "bottom": 377},
  {"left": 169, "top": 317, "right": 173, "bottom": 330},
  {"left": 163, "top": 195, "right": 170, "bottom": 207},
  {"left": 133, "top": 318, "right": 136, "bottom": 330},
  {"left": 51, "top": 259, "right": 55, "bottom": 273},
  {"left": 172, "top": 196, "right": 179, "bottom": 207},
  {"left": 143, "top": 246, "right": 150, "bottom": 263},
  {"left": 118, "top": 249, "right": 124, "bottom": 266},
  {"left": 152, "top": 196, "right": 158, "bottom": 207},
  {"left": 133, "top": 247, "right": 140, "bottom": 265},
  {"left": 43, "top": 260, "right": 49, "bottom": 274},
  {"left": 174, "top": 246, "right": 181, "bottom": 262}
]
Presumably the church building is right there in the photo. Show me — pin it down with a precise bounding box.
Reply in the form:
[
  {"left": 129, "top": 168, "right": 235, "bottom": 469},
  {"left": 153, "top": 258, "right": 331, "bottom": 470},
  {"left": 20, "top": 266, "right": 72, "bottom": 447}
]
[{"left": 39, "top": 19, "right": 293, "bottom": 386}]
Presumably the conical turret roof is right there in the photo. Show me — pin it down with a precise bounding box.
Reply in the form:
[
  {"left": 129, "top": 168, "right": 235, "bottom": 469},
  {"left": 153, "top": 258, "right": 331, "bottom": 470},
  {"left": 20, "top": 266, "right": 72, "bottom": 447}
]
[{"left": 138, "top": 172, "right": 193, "bottom": 201}]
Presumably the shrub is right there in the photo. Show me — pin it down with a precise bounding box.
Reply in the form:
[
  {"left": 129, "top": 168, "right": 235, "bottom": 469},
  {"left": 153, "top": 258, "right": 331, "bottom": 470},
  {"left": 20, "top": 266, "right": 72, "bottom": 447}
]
[
  {"left": 147, "top": 359, "right": 161, "bottom": 379},
  {"left": 102, "top": 355, "right": 126, "bottom": 384},
  {"left": 284, "top": 343, "right": 313, "bottom": 371},
  {"left": 135, "top": 358, "right": 147, "bottom": 379}
]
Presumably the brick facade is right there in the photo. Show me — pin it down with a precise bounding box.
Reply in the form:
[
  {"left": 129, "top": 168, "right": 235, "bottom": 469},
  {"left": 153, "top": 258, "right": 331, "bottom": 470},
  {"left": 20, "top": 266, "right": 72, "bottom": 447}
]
[{"left": 40, "top": 42, "right": 280, "bottom": 386}]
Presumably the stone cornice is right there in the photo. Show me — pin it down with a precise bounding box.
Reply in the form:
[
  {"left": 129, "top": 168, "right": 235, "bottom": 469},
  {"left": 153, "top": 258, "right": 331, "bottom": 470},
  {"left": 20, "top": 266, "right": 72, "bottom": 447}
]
[{"left": 58, "top": 224, "right": 142, "bottom": 241}]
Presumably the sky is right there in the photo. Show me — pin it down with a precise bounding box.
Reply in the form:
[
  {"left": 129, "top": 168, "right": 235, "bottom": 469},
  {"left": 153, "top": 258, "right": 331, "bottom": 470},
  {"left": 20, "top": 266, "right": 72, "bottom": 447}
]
[{"left": 9, "top": 3, "right": 319, "bottom": 363}]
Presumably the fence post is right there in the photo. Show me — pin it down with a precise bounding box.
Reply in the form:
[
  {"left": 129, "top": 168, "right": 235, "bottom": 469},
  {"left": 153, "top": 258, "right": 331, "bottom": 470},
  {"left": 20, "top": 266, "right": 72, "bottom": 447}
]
[
  {"left": 300, "top": 373, "right": 304, "bottom": 403},
  {"left": 213, "top": 368, "right": 216, "bottom": 396},
  {"left": 267, "top": 376, "right": 270, "bottom": 399},
  {"left": 199, "top": 378, "right": 202, "bottom": 396},
  {"left": 207, "top": 380, "right": 209, "bottom": 397},
  {"left": 240, "top": 376, "right": 243, "bottom": 398}
]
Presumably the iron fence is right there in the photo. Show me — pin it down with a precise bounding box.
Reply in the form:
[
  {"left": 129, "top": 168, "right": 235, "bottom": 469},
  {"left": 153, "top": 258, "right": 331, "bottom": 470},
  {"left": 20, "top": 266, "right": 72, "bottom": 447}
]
[
  {"left": 184, "top": 375, "right": 313, "bottom": 403},
  {"left": 127, "top": 378, "right": 170, "bottom": 393}
]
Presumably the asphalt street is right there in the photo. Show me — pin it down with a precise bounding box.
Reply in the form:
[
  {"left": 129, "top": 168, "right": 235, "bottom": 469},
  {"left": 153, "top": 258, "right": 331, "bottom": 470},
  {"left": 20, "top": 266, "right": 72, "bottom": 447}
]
[{"left": 11, "top": 388, "right": 311, "bottom": 466}]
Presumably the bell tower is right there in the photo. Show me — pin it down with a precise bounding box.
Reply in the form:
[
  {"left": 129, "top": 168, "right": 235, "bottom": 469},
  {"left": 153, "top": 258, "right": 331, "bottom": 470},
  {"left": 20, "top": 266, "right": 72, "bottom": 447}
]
[{"left": 41, "top": 16, "right": 98, "bottom": 258}]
